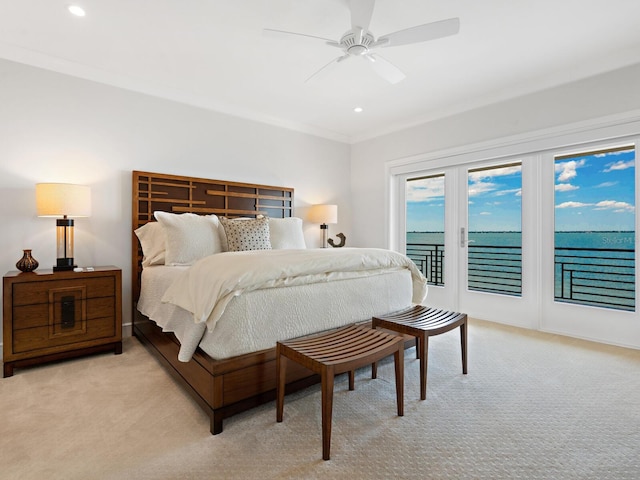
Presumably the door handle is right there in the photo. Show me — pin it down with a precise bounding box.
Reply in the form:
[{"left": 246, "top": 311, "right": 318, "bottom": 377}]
[{"left": 461, "top": 227, "right": 475, "bottom": 247}]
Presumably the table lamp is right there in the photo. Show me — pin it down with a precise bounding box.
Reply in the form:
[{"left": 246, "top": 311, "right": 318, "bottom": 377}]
[
  {"left": 308, "top": 204, "right": 338, "bottom": 248},
  {"left": 36, "top": 183, "right": 91, "bottom": 271}
]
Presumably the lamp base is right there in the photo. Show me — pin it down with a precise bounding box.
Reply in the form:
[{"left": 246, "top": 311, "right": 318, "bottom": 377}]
[
  {"left": 54, "top": 258, "right": 76, "bottom": 272},
  {"left": 320, "top": 224, "right": 328, "bottom": 248}
]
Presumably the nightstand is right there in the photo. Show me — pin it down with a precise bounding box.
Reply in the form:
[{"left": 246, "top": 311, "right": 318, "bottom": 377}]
[{"left": 2, "top": 266, "right": 122, "bottom": 377}]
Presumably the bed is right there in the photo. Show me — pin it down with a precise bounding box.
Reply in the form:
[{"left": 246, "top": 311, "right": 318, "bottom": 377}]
[{"left": 131, "top": 171, "right": 427, "bottom": 434}]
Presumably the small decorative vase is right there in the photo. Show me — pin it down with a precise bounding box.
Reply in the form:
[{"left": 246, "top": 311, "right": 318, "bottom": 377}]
[{"left": 16, "top": 249, "right": 39, "bottom": 272}]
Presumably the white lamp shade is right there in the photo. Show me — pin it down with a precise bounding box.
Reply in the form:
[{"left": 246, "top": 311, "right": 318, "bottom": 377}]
[
  {"left": 36, "top": 183, "right": 91, "bottom": 217},
  {"left": 308, "top": 204, "right": 338, "bottom": 224}
]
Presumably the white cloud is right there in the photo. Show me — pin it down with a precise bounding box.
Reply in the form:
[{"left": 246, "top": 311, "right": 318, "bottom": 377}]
[
  {"left": 406, "top": 177, "right": 444, "bottom": 202},
  {"left": 555, "top": 183, "right": 579, "bottom": 192},
  {"left": 494, "top": 188, "right": 522, "bottom": 197},
  {"left": 556, "top": 201, "right": 591, "bottom": 208},
  {"left": 467, "top": 165, "right": 521, "bottom": 199},
  {"left": 480, "top": 212, "right": 491, "bottom": 215},
  {"left": 468, "top": 165, "right": 521, "bottom": 181},
  {"left": 603, "top": 160, "right": 635, "bottom": 172},
  {"left": 595, "top": 148, "right": 633, "bottom": 157},
  {"left": 556, "top": 200, "right": 635, "bottom": 212},
  {"left": 555, "top": 159, "right": 586, "bottom": 182},
  {"left": 596, "top": 181, "right": 617, "bottom": 188},
  {"left": 593, "top": 200, "right": 635, "bottom": 212},
  {"left": 468, "top": 181, "right": 497, "bottom": 197}
]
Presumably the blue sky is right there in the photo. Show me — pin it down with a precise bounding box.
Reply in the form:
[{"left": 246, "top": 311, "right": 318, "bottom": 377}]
[
  {"left": 406, "top": 147, "right": 635, "bottom": 232},
  {"left": 406, "top": 175, "right": 445, "bottom": 232},
  {"left": 555, "top": 148, "right": 635, "bottom": 231}
]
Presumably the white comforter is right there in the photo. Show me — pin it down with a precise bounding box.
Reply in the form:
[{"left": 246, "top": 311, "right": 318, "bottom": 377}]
[{"left": 161, "top": 247, "right": 428, "bottom": 331}]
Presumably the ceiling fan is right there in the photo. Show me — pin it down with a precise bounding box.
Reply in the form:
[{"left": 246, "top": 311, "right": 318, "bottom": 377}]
[{"left": 264, "top": 0, "right": 460, "bottom": 84}]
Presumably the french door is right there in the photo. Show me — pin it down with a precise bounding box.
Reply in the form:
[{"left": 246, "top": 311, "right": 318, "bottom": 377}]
[
  {"left": 393, "top": 135, "right": 640, "bottom": 347},
  {"left": 457, "top": 158, "right": 538, "bottom": 329},
  {"left": 399, "top": 157, "right": 539, "bottom": 330}
]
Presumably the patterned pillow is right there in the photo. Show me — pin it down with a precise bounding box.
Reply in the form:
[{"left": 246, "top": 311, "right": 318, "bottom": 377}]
[{"left": 219, "top": 216, "right": 272, "bottom": 252}]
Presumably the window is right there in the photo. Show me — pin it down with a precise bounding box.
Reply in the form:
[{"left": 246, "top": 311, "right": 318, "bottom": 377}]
[{"left": 554, "top": 146, "right": 636, "bottom": 311}]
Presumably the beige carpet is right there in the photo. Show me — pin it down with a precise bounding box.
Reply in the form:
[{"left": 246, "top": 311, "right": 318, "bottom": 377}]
[{"left": 1, "top": 319, "right": 639, "bottom": 480}]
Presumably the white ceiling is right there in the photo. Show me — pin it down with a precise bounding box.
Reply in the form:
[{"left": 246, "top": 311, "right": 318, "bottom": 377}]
[{"left": 2, "top": 0, "right": 640, "bottom": 143}]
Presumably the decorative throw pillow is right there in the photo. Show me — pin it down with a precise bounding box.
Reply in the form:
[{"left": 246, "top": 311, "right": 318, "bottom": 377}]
[
  {"left": 269, "top": 217, "right": 306, "bottom": 249},
  {"left": 134, "top": 222, "right": 166, "bottom": 267},
  {"left": 218, "top": 217, "right": 252, "bottom": 251},
  {"left": 154, "top": 211, "right": 224, "bottom": 265},
  {"left": 219, "top": 216, "right": 272, "bottom": 252}
]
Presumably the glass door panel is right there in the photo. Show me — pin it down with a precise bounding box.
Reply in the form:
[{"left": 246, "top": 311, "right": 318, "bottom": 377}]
[
  {"left": 406, "top": 174, "right": 445, "bottom": 286},
  {"left": 553, "top": 146, "right": 636, "bottom": 311},
  {"left": 467, "top": 163, "right": 523, "bottom": 296}
]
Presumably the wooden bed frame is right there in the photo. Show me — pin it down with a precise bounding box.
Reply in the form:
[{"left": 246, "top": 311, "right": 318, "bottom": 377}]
[{"left": 131, "top": 171, "right": 322, "bottom": 434}]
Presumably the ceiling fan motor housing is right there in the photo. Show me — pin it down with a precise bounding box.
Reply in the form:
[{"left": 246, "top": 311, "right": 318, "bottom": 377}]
[{"left": 340, "top": 30, "right": 375, "bottom": 56}]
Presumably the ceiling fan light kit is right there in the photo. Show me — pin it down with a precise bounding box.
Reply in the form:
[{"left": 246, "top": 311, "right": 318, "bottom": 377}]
[{"left": 264, "top": 0, "right": 459, "bottom": 84}]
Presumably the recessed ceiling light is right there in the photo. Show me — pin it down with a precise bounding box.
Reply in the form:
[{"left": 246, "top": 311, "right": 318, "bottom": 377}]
[
  {"left": 354, "top": 107, "right": 363, "bottom": 113},
  {"left": 68, "top": 5, "right": 86, "bottom": 17}
]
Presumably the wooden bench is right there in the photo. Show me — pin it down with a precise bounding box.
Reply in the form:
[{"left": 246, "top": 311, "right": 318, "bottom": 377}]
[
  {"left": 276, "top": 324, "right": 405, "bottom": 461},
  {"left": 372, "top": 305, "right": 467, "bottom": 400}
]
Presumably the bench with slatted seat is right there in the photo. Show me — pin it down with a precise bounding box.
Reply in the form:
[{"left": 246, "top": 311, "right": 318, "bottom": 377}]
[
  {"left": 372, "top": 305, "right": 467, "bottom": 400},
  {"left": 276, "top": 324, "right": 404, "bottom": 461}
]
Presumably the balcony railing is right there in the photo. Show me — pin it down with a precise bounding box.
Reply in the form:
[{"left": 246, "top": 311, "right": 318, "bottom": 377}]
[
  {"left": 406, "top": 243, "right": 444, "bottom": 285},
  {"left": 468, "top": 245, "right": 522, "bottom": 296},
  {"left": 555, "top": 247, "right": 635, "bottom": 311},
  {"left": 406, "top": 242, "right": 635, "bottom": 311}
]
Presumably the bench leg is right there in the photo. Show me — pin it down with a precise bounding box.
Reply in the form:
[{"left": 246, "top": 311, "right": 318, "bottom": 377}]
[
  {"left": 460, "top": 322, "right": 468, "bottom": 375},
  {"left": 419, "top": 334, "right": 428, "bottom": 400},
  {"left": 349, "top": 370, "right": 355, "bottom": 391},
  {"left": 321, "top": 369, "right": 335, "bottom": 461},
  {"left": 371, "top": 362, "right": 377, "bottom": 379},
  {"left": 276, "top": 348, "right": 286, "bottom": 423},
  {"left": 394, "top": 346, "right": 404, "bottom": 416}
]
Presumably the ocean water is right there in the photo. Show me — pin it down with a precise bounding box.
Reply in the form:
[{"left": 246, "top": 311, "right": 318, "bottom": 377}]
[
  {"left": 407, "top": 231, "right": 635, "bottom": 249},
  {"left": 406, "top": 231, "right": 636, "bottom": 311}
]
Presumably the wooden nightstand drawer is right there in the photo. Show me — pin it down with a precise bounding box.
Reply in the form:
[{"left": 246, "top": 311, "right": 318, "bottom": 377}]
[
  {"left": 12, "top": 297, "right": 116, "bottom": 353},
  {"left": 12, "top": 276, "right": 115, "bottom": 307},
  {"left": 3, "top": 266, "right": 122, "bottom": 377}
]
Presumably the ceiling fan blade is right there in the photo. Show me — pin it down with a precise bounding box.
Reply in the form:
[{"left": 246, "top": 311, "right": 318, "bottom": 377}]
[
  {"left": 347, "top": 0, "right": 375, "bottom": 30},
  {"left": 364, "top": 53, "right": 406, "bottom": 84},
  {"left": 263, "top": 28, "right": 338, "bottom": 46},
  {"left": 305, "top": 55, "right": 351, "bottom": 83},
  {"left": 378, "top": 17, "right": 460, "bottom": 47}
]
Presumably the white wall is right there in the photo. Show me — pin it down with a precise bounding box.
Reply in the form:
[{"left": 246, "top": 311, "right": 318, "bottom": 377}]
[
  {"left": 4, "top": 57, "right": 640, "bottom": 350},
  {"left": 0, "top": 59, "right": 351, "bottom": 336},
  {"left": 350, "top": 63, "right": 640, "bottom": 248}
]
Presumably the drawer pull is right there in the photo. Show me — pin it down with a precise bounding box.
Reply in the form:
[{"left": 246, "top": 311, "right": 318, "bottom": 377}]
[{"left": 61, "top": 296, "right": 75, "bottom": 329}]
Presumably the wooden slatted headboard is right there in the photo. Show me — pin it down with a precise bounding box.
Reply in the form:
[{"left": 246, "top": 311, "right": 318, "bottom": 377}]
[{"left": 131, "top": 170, "right": 294, "bottom": 307}]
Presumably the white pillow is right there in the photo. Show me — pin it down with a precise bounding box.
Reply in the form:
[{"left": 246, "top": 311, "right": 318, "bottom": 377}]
[
  {"left": 269, "top": 217, "right": 306, "bottom": 249},
  {"left": 219, "top": 216, "right": 272, "bottom": 252},
  {"left": 134, "top": 222, "right": 166, "bottom": 267},
  {"left": 154, "top": 211, "right": 224, "bottom": 265}
]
